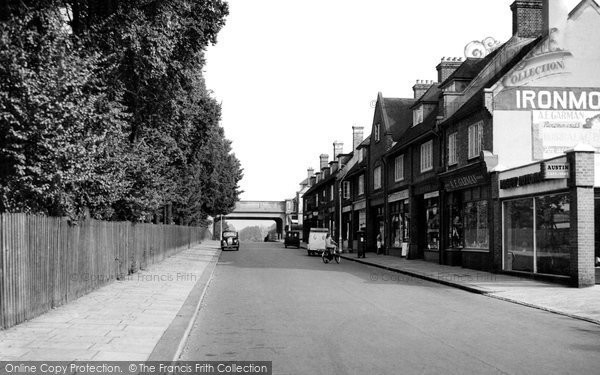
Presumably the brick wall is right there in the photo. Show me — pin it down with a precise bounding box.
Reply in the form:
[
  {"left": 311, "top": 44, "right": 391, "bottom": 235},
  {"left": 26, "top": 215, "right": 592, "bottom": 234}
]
[{"left": 567, "top": 150, "right": 595, "bottom": 287}]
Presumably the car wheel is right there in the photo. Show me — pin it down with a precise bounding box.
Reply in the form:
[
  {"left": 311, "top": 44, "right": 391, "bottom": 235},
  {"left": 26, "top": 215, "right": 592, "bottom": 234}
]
[{"left": 285, "top": 245, "right": 287, "bottom": 248}]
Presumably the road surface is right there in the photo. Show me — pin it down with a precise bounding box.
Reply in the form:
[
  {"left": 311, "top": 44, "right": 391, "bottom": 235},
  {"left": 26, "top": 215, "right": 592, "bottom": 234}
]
[{"left": 180, "top": 242, "right": 600, "bottom": 374}]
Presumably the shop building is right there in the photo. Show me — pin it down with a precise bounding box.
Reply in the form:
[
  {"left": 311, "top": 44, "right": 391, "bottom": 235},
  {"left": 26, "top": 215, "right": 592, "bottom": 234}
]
[{"left": 366, "top": 93, "right": 416, "bottom": 254}]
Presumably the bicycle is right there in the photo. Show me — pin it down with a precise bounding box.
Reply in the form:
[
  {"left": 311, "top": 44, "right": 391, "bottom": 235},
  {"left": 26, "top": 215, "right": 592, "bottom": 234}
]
[{"left": 322, "top": 246, "right": 340, "bottom": 264}]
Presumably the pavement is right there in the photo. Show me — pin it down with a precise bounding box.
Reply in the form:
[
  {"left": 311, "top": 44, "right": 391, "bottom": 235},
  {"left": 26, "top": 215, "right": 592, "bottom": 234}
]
[
  {"left": 300, "top": 242, "right": 600, "bottom": 325},
  {"left": 0, "top": 241, "right": 221, "bottom": 361}
]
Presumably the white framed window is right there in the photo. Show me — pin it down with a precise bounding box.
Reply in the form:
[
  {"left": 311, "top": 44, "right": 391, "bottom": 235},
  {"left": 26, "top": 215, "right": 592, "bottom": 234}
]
[
  {"left": 358, "top": 174, "right": 365, "bottom": 195},
  {"left": 373, "top": 166, "right": 382, "bottom": 190},
  {"left": 343, "top": 181, "right": 350, "bottom": 199},
  {"left": 316, "top": 194, "right": 319, "bottom": 206},
  {"left": 420, "top": 140, "right": 433, "bottom": 172},
  {"left": 448, "top": 132, "right": 458, "bottom": 165},
  {"left": 394, "top": 154, "right": 404, "bottom": 182},
  {"left": 375, "top": 123, "right": 381, "bottom": 142},
  {"left": 330, "top": 185, "right": 334, "bottom": 201},
  {"left": 358, "top": 148, "right": 364, "bottom": 163},
  {"left": 413, "top": 106, "right": 423, "bottom": 126},
  {"left": 468, "top": 121, "right": 484, "bottom": 159}
]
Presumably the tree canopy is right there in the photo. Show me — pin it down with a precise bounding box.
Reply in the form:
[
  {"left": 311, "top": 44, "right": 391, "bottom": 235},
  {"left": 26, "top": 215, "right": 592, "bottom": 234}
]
[{"left": 0, "top": 0, "right": 242, "bottom": 225}]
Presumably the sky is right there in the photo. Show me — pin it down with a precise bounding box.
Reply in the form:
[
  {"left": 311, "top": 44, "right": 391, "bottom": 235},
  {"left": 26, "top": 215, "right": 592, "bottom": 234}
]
[{"left": 203, "top": 0, "right": 519, "bottom": 205}]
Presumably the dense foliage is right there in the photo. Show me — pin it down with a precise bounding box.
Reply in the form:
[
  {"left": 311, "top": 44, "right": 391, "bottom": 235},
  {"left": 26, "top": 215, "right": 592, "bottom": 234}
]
[{"left": 0, "top": 0, "right": 242, "bottom": 225}]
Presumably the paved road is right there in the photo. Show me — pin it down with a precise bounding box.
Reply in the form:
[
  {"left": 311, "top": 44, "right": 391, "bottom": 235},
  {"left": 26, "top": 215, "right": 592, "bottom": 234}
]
[{"left": 180, "top": 242, "right": 600, "bottom": 375}]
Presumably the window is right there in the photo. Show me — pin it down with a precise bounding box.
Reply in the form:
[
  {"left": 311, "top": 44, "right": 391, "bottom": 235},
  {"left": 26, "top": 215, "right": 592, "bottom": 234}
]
[
  {"left": 330, "top": 185, "right": 334, "bottom": 201},
  {"left": 373, "top": 166, "right": 382, "bottom": 190},
  {"left": 375, "top": 123, "right": 381, "bottom": 142},
  {"left": 358, "top": 174, "right": 365, "bottom": 195},
  {"left": 468, "top": 121, "right": 484, "bottom": 159},
  {"left": 343, "top": 181, "right": 350, "bottom": 199},
  {"left": 448, "top": 132, "right": 458, "bottom": 165},
  {"left": 358, "top": 148, "right": 363, "bottom": 163},
  {"left": 394, "top": 155, "right": 404, "bottom": 182},
  {"left": 413, "top": 106, "right": 423, "bottom": 126},
  {"left": 503, "top": 194, "right": 570, "bottom": 276},
  {"left": 420, "top": 140, "right": 433, "bottom": 172}
]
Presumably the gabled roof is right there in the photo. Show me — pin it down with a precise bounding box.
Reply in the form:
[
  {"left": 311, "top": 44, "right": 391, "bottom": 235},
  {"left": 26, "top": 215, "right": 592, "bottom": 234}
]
[
  {"left": 388, "top": 109, "right": 438, "bottom": 155},
  {"left": 416, "top": 84, "right": 441, "bottom": 104},
  {"left": 343, "top": 159, "right": 366, "bottom": 180},
  {"left": 357, "top": 136, "right": 371, "bottom": 148},
  {"left": 441, "top": 37, "right": 540, "bottom": 125},
  {"left": 439, "top": 57, "right": 485, "bottom": 87},
  {"left": 382, "top": 98, "right": 416, "bottom": 140},
  {"left": 302, "top": 170, "right": 338, "bottom": 196}
]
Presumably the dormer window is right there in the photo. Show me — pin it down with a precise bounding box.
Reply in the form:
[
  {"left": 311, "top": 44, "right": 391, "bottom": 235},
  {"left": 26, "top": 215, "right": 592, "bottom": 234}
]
[
  {"left": 413, "top": 105, "right": 424, "bottom": 126},
  {"left": 358, "top": 148, "right": 364, "bottom": 163},
  {"left": 375, "top": 123, "right": 381, "bottom": 142}
]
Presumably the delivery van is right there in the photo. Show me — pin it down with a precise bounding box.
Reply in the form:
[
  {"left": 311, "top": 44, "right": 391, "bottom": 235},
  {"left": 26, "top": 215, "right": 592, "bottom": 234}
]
[{"left": 307, "top": 228, "right": 329, "bottom": 256}]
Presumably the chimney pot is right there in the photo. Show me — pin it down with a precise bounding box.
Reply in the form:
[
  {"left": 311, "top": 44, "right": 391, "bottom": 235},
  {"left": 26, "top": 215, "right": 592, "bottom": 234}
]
[{"left": 319, "top": 154, "right": 329, "bottom": 170}]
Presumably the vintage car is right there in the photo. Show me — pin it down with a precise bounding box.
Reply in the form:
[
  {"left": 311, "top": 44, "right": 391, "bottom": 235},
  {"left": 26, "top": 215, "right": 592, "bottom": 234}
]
[
  {"left": 221, "top": 231, "right": 239, "bottom": 251},
  {"left": 284, "top": 230, "right": 301, "bottom": 248}
]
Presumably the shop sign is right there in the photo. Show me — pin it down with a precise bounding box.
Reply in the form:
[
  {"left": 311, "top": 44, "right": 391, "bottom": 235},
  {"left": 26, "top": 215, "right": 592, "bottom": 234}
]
[
  {"left": 354, "top": 201, "right": 366, "bottom": 210},
  {"left": 532, "top": 109, "right": 600, "bottom": 159},
  {"left": 342, "top": 205, "right": 352, "bottom": 213},
  {"left": 502, "top": 28, "right": 572, "bottom": 88},
  {"left": 495, "top": 87, "right": 600, "bottom": 111},
  {"left": 500, "top": 172, "right": 544, "bottom": 189},
  {"left": 423, "top": 191, "right": 439, "bottom": 199},
  {"left": 445, "top": 174, "right": 485, "bottom": 191},
  {"left": 542, "top": 162, "right": 569, "bottom": 179},
  {"left": 328, "top": 207, "right": 335, "bottom": 213},
  {"left": 388, "top": 189, "right": 409, "bottom": 203}
]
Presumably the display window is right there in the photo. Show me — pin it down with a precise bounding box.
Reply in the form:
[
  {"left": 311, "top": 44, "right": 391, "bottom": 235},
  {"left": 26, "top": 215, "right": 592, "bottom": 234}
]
[
  {"left": 425, "top": 198, "right": 439, "bottom": 250},
  {"left": 503, "top": 193, "right": 570, "bottom": 276},
  {"left": 390, "top": 200, "right": 410, "bottom": 248},
  {"left": 446, "top": 186, "right": 489, "bottom": 250}
]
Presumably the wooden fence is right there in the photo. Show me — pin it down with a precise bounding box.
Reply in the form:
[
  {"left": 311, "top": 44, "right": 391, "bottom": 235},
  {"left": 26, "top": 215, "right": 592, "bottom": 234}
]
[{"left": 0, "top": 213, "right": 209, "bottom": 329}]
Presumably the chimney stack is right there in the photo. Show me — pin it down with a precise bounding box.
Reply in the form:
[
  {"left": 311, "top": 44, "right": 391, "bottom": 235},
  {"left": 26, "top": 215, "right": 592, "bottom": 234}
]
[
  {"left": 307, "top": 168, "right": 314, "bottom": 181},
  {"left": 320, "top": 154, "right": 329, "bottom": 170},
  {"left": 511, "top": 0, "right": 543, "bottom": 38},
  {"left": 352, "top": 126, "right": 364, "bottom": 150},
  {"left": 412, "top": 80, "right": 435, "bottom": 100},
  {"left": 333, "top": 141, "right": 344, "bottom": 159},
  {"left": 436, "top": 57, "right": 463, "bottom": 84}
]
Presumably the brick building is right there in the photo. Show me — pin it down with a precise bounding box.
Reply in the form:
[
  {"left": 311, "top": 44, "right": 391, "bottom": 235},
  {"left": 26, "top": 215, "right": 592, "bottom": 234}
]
[{"left": 299, "top": 0, "right": 600, "bottom": 286}]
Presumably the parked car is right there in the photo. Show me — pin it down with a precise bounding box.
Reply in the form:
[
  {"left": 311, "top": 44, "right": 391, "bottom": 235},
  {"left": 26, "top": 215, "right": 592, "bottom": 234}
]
[
  {"left": 221, "top": 231, "right": 239, "bottom": 251},
  {"left": 284, "top": 230, "right": 301, "bottom": 248}
]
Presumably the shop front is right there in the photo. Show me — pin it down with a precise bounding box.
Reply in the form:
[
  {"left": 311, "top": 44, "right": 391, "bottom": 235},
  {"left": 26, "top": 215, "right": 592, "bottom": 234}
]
[
  {"left": 352, "top": 199, "right": 367, "bottom": 251},
  {"left": 370, "top": 197, "right": 385, "bottom": 254},
  {"left": 440, "top": 166, "right": 491, "bottom": 269},
  {"left": 387, "top": 189, "right": 410, "bottom": 257},
  {"left": 498, "top": 157, "right": 573, "bottom": 279},
  {"left": 341, "top": 205, "right": 352, "bottom": 252},
  {"left": 412, "top": 183, "right": 440, "bottom": 261}
]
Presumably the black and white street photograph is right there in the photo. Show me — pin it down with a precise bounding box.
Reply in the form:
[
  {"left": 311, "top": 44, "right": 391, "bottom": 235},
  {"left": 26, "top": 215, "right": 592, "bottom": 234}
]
[{"left": 1, "top": 1, "right": 600, "bottom": 374}]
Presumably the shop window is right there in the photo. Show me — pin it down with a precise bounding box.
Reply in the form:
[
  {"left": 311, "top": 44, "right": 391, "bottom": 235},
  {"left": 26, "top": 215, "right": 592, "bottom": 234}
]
[
  {"left": 446, "top": 187, "right": 489, "bottom": 250},
  {"left": 426, "top": 198, "right": 439, "bottom": 250},
  {"left": 448, "top": 132, "right": 458, "bottom": 165},
  {"left": 503, "top": 193, "right": 571, "bottom": 276},
  {"left": 535, "top": 194, "right": 570, "bottom": 276},
  {"left": 468, "top": 121, "right": 483, "bottom": 159},
  {"left": 390, "top": 201, "right": 410, "bottom": 248}
]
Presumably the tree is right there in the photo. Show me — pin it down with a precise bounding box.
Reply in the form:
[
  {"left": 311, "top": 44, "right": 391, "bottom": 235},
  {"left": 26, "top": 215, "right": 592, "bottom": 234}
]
[{"left": 1, "top": 0, "right": 242, "bottom": 224}]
